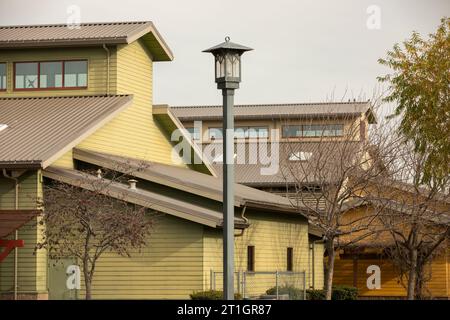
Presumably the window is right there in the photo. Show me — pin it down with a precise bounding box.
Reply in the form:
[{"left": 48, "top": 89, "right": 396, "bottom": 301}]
[
  {"left": 40, "top": 62, "right": 63, "bottom": 88},
  {"left": 209, "top": 127, "right": 223, "bottom": 140},
  {"left": 282, "top": 124, "right": 344, "bottom": 138},
  {"left": 243, "top": 126, "right": 268, "bottom": 138},
  {"left": 247, "top": 246, "right": 255, "bottom": 271},
  {"left": 14, "top": 60, "right": 87, "bottom": 90},
  {"left": 186, "top": 127, "right": 200, "bottom": 141},
  {"left": 15, "top": 62, "right": 38, "bottom": 89},
  {"left": 0, "top": 63, "right": 6, "bottom": 90},
  {"left": 287, "top": 247, "right": 293, "bottom": 271},
  {"left": 282, "top": 125, "right": 302, "bottom": 138},
  {"left": 64, "top": 61, "right": 87, "bottom": 87}
]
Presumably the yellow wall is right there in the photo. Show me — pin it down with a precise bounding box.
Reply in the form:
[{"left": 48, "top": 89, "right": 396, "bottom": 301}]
[
  {"left": 75, "top": 40, "right": 183, "bottom": 166},
  {"left": 72, "top": 214, "right": 204, "bottom": 299},
  {"left": 202, "top": 211, "right": 311, "bottom": 297},
  {"left": 0, "top": 47, "right": 116, "bottom": 97},
  {"left": 333, "top": 249, "right": 450, "bottom": 298},
  {"left": 0, "top": 171, "right": 47, "bottom": 298}
]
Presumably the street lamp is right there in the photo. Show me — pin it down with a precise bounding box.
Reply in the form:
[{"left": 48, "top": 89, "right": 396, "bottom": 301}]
[{"left": 203, "top": 37, "right": 252, "bottom": 300}]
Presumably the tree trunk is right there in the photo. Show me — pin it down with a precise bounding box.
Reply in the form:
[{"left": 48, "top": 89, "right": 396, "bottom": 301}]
[
  {"left": 324, "top": 239, "right": 336, "bottom": 300},
  {"left": 83, "top": 259, "right": 92, "bottom": 300},
  {"left": 406, "top": 247, "right": 417, "bottom": 300}
]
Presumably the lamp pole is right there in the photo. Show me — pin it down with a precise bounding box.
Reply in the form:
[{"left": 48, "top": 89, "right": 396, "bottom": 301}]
[{"left": 203, "top": 37, "right": 252, "bottom": 300}]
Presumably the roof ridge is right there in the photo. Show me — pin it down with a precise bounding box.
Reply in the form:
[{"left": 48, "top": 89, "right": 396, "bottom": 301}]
[
  {"left": 171, "top": 101, "right": 371, "bottom": 108},
  {"left": 0, "top": 94, "right": 131, "bottom": 101},
  {"left": 0, "top": 21, "right": 151, "bottom": 29}
]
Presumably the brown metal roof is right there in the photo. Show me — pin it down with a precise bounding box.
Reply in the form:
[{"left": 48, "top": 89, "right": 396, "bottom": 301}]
[
  {"left": 0, "top": 21, "right": 173, "bottom": 61},
  {"left": 72, "top": 148, "right": 305, "bottom": 215},
  {"left": 0, "top": 210, "right": 40, "bottom": 238},
  {"left": 43, "top": 167, "right": 248, "bottom": 229},
  {"left": 170, "top": 102, "right": 376, "bottom": 123},
  {"left": 208, "top": 141, "right": 363, "bottom": 187},
  {"left": 0, "top": 95, "right": 133, "bottom": 168}
]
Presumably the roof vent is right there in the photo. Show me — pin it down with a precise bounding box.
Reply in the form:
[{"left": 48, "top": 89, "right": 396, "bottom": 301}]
[
  {"left": 0, "top": 124, "right": 8, "bottom": 132},
  {"left": 128, "top": 179, "right": 138, "bottom": 190}
]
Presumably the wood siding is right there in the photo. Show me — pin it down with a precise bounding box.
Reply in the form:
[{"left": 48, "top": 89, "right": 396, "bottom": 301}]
[
  {"left": 0, "top": 47, "right": 116, "bottom": 97},
  {"left": 66, "top": 214, "right": 204, "bottom": 299},
  {"left": 202, "top": 211, "right": 311, "bottom": 296},
  {"left": 0, "top": 171, "right": 47, "bottom": 297},
  {"left": 76, "top": 40, "right": 183, "bottom": 166}
]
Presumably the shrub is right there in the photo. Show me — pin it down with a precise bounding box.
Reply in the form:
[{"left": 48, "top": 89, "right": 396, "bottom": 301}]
[
  {"left": 190, "top": 290, "right": 242, "bottom": 300},
  {"left": 331, "top": 285, "right": 358, "bottom": 300},
  {"left": 306, "top": 286, "right": 358, "bottom": 300},
  {"left": 306, "top": 289, "right": 326, "bottom": 300},
  {"left": 266, "top": 284, "right": 305, "bottom": 300}
]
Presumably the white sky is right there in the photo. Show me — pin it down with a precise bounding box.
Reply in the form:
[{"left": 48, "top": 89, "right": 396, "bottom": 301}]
[{"left": 0, "top": 0, "right": 448, "bottom": 106}]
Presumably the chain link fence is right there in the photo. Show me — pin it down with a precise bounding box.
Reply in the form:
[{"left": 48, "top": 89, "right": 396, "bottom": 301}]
[{"left": 210, "top": 270, "right": 306, "bottom": 300}]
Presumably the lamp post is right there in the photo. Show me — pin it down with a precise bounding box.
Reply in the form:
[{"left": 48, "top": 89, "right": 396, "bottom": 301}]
[{"left": 203, "top": 37, "right": 252, "bottom": 300}]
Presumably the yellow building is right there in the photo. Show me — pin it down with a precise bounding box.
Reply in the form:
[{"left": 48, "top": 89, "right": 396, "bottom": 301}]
[{"left": 0, "top": 21, "right": 322, "bottom": 299}]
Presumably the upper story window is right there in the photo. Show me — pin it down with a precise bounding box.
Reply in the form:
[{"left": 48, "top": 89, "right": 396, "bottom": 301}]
[
  {"left": 282, "top": 124, "right": 344, "bottom": 138},
  {"left": 0, "top": 63, "right": 6, "bottom": 90},
  {"left": 186, "top": 127, "right": 200, "bottom": 141},
  {"left": 209, "top": 127, "right": 223, "bottom": 140},
  {"left": 209, "top": 126, "right": 269, "bottom": 140},
  {"left": 14, "top": 60, "right": 87, "bottom": 90}
]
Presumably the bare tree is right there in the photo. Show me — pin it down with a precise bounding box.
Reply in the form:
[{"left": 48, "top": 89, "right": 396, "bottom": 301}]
[
  {"left": 37, "top": 168, "right": 154, "bottom": 300},
  {"left": 279, "top": 99, "right": 401, "bottom": 299},
  {"left": 371, "top": 140, "right": 450, "bottom": 300}
]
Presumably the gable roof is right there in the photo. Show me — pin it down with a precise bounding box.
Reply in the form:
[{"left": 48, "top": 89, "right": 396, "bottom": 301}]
[
  {"left": 72, "top": 148, "right": 305, "bottom": 215},
  {"left": 0, "top": 95, "right": 133, "bottom": 169},
  {"left": 170, "top": 102, "right": 376, "bottom": 123},
  {"left": 43, "top": 167, "right": 248, "bottom": 229},
  {"left": 0, "top": 21, "right": 173, "bottom": 61}
]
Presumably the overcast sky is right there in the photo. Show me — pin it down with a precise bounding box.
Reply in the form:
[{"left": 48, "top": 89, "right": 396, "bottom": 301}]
[{"left": 0, "top": 0, "right": 448, "bottom": 106}]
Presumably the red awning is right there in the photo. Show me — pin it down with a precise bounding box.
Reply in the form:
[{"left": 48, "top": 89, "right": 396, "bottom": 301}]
[{"left": 0, "top": 210, "right": 40, "bottom": 238}]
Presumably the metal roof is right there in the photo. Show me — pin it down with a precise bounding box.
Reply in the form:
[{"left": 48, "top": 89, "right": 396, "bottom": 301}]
[
  {"left": 208, "top": 141, "right": 363, "bottom": 186},
  {"left": 72, "top": 148, "right": 305, "bottom": 215},
  {"left": 0, "top": 95, "right": 133, "bottom": 168},
  {"left": 170, "top": 102, "right": 376, "bottom": 123},
  {"left": 43, "top": 167, "right": 248, "bottom": 229},
  {"left": 0, "top": 21, "right": 173, "bottom": 61}
]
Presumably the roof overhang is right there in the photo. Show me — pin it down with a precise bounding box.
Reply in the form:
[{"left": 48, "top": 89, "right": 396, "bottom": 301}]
[{"left": 0, "top": 210, "right": 41, "bottom": 238}]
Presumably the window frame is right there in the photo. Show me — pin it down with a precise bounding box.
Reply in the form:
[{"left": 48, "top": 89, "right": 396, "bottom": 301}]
[
  {"left": 0, "top": 62, "right": 6, "bottom": 91},
  {"left": 287, "top": 247, "right": 294, "bottom": 271},
  {"left": 247, "top": 245, "right": 255, "bottom": 272},
  {"left": 13, "top": 59, "right": 88, "bottom": 91},
  {"left": 282, "top": 124, "right": 344, "bottom": 138}
]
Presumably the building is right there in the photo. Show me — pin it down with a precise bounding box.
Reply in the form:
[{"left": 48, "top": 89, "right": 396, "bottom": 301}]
[{"left": 0, "top": 21, "right": 323, "bottom": 299}]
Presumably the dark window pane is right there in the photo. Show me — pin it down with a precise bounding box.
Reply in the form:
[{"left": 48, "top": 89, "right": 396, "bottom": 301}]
[
  {"left": 247, "top": 246, "right": 255, "bottom": 271},
  {"left": 40, "top": 62, "right": 63, "bottom": 88},
  {"left": 287, "top": 247, "right": 293, "bottom": 271},
  {"left": 186, "top": 127, "right": 200, "bottom": 140},
  {"left": 0, "top": 63, "right": 6, "bottom": 90},
  {"left": 209, "top": 127, "right": 223, "bottom": 140},
  {"left": 64, "top": 61, "right": 87, "bottom": 87},
  {"left": 282, "top": 125, "right": 302, "bottom": 137},
  {"left": 15, "top": 62, "right": 38, "bottom": 89}
]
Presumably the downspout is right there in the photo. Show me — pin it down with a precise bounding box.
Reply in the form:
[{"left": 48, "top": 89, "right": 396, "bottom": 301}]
[
  {"left": 2, "top": 169, "right": 19, "bottom": 300},
  {"left": 103, "top": 44, "right": 110, "bottom": 95},
  {"left": 235, "top": 206, "right": 248, "bottom": 237}
]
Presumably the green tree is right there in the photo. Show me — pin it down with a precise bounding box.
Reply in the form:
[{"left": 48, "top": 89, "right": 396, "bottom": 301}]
[{"left": 378, "top": 17, "right": 450, "bottom": 185}]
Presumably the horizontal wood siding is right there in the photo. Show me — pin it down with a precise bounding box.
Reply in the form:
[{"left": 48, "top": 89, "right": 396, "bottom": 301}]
[
  {"left": 0, "top": 47, "right": 116, "bottom": 97},
  {"left": 76, "top": 40, "right": 183, "bottom": 166},
  {"left": 334, "top": 252, "right": 450, "bottom": 298},
  {"left": 0, "top": 171, "right": 47, "bottom": 296},
  {"left": 73, "top": 214, "right": 203, "bottom": 299},
  {"left": 203, "top": 211, "right": 310, "bottom": 296},
  {"left": 52, "top": 150, "right": 74, "bottom": 169}
]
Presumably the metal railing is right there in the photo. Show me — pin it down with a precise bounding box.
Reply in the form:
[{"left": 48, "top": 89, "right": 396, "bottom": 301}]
[{"left": 210, "top": 270, "right": 306, "bottom": 300}]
